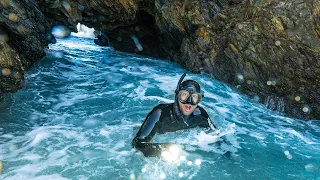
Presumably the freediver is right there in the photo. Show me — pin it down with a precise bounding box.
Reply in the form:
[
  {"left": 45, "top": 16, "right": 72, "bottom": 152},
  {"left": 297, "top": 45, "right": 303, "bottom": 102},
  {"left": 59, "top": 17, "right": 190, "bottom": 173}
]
[{"left": 132, "top": 73, "right": 217, "bottom": 157}]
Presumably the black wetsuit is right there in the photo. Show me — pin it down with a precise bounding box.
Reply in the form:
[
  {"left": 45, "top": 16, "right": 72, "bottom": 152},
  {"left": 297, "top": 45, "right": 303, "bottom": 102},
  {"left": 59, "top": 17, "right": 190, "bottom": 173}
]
[{"left": 132, "top": 102, "right": 216, "bottom": 157}]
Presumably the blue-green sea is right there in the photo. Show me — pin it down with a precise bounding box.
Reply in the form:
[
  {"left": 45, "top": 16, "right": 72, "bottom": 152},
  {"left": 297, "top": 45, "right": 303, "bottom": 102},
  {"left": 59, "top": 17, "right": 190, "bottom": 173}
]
[{"left": 0, "top": 36, "right": 319, "bottom": 180}]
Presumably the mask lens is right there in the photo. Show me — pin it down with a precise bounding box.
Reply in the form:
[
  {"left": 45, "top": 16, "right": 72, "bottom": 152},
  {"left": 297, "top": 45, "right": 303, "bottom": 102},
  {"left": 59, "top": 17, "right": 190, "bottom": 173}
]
[
  {"left": 192, "top": 93, "right": 202, "bottom": 104},
  {"left": 178, "top": 90, "right": 190, "bottom": 101}
]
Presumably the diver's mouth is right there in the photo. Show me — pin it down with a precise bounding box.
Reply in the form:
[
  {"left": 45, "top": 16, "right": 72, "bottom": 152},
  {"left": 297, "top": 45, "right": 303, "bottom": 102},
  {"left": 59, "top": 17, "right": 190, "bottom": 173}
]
[{"left": 184, "top": 104, "right": 192, "bottom": 112}]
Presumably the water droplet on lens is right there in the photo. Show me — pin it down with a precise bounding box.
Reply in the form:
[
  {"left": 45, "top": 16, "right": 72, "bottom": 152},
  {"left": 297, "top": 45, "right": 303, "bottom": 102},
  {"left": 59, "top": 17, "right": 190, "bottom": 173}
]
[
  {"left": 237, "top": 73, "right": 244, "bottom": 82},
  {"left": 17, "top": 25, "right": 28, "bottom": 34},
  {"left": 9, "top": 13, "right": 18, "bottom": 22},
  {"left": 180, "top": 156, "right": 186, "bottom": 161},
  {"left": 267, "top": 81, "right": 272, "bottom": 85},
  {"left": 0, "top": 0, "right": 10, "bottom": 8},
  {"left": 28, "top": 114, "right": 39, "bottom": 121},
  {"left": 51, "top": 25, "right": 71, "bottom": 38},
  {"left": 83, "top": 119, "right": 98, "bottom": 127},
  {"left": 187, "top": 161, "right": 192, "bottom": 166},
  {"left": 160, "top": 173, "right": 166, "bottom": 179},
  {"left": 178, "top": 172, "right": 184, "bottom": 177},
  {"left": 253, "top": 95, "right": 260, "bottom": 103},
  {"left": 302, "top": 106, "right": 309, "bottom": 113},
  {"left": 130, "top": 172, "right": 135, "bottom": 180},
  {"left": 275, "top": 40, "right": 281, "bottom": 46},
  {"left": 305, "top": 164, "right": 317, "bottom": 173},
  {"left": 52, "top": 51, "right": 64, "bottom": 58},
  {"left": 284, "top": 150, "right": 290, "bottom": 156},
  {"left": 77, "top": 4, "right": 85, "bottom": 10},
  {"left": 62, "top": 0, "right": 71, "bottom": 12},
  {"left": 141, "top": 168, "right": 146, "bottom": 173},
  {"left": 131, "top": 35, "right": 143, "bottom": 51},
  {"left": 2, "top": 68, "right": 11, "bottom": 76},
  {"left": 0, "top": 31, "right": 9, "bottom": 42},
  {"left": 295, "top": 96, "right": 300, "bottom": 102},
  {"left": 195, "top": 159, "right": 201, "bottom": 166},
  {"left": 13, "top": 71, "right": 21, "bottom": 79}
]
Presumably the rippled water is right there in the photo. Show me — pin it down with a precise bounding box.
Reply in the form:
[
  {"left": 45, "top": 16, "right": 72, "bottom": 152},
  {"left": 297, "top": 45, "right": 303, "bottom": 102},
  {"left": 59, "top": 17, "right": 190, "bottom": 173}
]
[{"left": 0, "top": 36, "right": 319, "bottom": 180}]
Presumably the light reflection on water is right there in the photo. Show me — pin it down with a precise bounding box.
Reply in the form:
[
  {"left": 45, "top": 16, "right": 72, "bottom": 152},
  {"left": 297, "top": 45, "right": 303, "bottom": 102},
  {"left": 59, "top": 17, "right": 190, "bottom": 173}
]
[{"left": 0, "top": 36, "right": 319, "bottom": 180}]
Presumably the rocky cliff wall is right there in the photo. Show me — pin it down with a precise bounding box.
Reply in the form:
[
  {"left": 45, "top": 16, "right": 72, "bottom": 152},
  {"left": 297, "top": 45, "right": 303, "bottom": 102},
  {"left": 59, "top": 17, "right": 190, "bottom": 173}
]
[{"left": 0, "top": 0, "right": 319, "bottom": 119}]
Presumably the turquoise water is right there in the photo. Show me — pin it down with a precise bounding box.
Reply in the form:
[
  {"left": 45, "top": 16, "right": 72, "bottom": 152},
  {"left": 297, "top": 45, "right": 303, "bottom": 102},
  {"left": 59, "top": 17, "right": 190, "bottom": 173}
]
[{"left": 0, "top": 36, "right": 319, "bottom": 180}]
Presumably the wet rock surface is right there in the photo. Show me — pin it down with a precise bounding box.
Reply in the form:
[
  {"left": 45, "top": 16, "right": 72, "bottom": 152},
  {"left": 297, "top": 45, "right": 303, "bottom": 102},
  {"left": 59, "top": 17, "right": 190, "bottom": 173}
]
[
  {"left": 0, "top": 0, "right": 50, "bottom": 94},
  {"left": 0, "top": 0, "right": 319, "bottom": 119}
]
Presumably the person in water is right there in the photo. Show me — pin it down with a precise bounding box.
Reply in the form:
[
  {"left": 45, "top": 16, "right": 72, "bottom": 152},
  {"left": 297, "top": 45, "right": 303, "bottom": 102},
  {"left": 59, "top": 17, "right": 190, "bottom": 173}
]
[{"left": 132, "top": 73, "right": 217, "bottom": 157}]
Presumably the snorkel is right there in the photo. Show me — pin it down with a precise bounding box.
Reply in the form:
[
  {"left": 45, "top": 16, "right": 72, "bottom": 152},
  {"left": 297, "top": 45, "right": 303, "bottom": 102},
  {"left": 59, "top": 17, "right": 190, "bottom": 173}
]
[{"left": 175, "top": 73, "right": 186, "bottom": 94}]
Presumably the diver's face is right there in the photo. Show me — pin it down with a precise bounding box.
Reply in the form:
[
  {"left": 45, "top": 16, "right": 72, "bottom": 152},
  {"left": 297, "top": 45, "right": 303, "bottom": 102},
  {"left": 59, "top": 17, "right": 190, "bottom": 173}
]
[{"left": 178, "top": 100, "right": 197, "bottom": 115}]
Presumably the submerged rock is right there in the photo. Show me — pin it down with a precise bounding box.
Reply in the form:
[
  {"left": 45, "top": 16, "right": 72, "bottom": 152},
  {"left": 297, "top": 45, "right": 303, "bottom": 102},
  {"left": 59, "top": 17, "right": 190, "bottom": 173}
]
[{"left": 0, "top": 0, "right": 319, "bottom": 119}]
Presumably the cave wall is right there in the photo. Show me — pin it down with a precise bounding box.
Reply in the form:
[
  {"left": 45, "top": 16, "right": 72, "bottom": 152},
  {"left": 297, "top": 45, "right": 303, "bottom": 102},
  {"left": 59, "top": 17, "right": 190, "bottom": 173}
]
[{"left": 0, "top": 0, "right": 319, "bottom": 119}]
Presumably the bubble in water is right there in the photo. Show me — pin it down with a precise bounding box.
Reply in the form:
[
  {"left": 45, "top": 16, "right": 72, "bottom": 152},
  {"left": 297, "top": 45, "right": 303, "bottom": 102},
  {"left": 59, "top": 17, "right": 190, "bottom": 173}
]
[
  {"left": 275, "top": 40, "right": 281, "bottom": 46},
  {"left": 141, "top": 168, "right": 146, "bottom": 173},
  {"left": 2, "top": 68, "right": 11, "bottom": 76},
  {"left": 187, "top": 161, "right": 193, "bottom": 166},
  {"left": 8, "top": 13, "right": 18, "bottom": 22},
  {"left": 247, "top": 80, "right": 252, "bottom": 85},
  {"left": 51, "top": 25, "right": 71, "bottom": 38},
  {"left": 295, "top": 96, "right": 301, "bottom": 102},
  {"left": 160, "top": 173, "right": 166, "bottom": 179},
  {"left": 178, "top": 172, "right": 184, "bottom": 177},
  {"left": 271, "top": 80, "right": 276, "bottom": 86},
  {"left": 195, "top": 159, "right": 201, "bottom": 166}
]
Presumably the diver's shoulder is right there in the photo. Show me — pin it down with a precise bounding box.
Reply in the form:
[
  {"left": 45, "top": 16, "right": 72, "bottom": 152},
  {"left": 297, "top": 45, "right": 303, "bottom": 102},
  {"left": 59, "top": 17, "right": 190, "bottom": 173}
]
[
  {"left": 152, "top": 103, "right": 173, "bottom": 111},
  {"left": 195, "top": 105, "right": 209, "bottom": 118}
]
